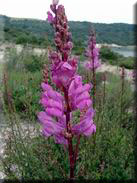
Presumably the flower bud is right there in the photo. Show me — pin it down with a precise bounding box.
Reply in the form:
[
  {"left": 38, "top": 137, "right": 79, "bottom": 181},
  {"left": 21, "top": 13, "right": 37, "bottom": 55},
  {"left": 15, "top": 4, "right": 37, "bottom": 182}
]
[
  {"left": 50, "top": 4, "right": 56, "bottom": 13},
  {"left": 47, "top": 11, "right": 54, "bottom": 24},
  {"left": 53, "top": 0, "right": 59, "bottom": 5},
  {"left": 67, "top": 42, "right": 73, "bottom": 50}
]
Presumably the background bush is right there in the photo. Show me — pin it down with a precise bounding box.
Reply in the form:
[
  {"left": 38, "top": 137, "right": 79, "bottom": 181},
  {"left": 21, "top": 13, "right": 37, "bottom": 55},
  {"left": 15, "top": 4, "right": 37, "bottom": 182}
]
[{"left": 3, "top": 47, "right": 49, "bottom": 120}]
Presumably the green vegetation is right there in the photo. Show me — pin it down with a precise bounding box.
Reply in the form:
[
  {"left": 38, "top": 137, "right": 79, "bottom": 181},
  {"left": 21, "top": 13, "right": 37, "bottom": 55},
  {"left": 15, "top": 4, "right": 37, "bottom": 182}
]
[
  {"left": 1, "top": 47, "right": 134, "bottom": 180},
  {"left": 1, "top": 14, "right": 135, "bottom": 69},
  {"left": 3, "top": 47, "right": 47, "bottom": 120},
  {"left": 118, "top": 57, "right": 135, "bottom": 69},
  {"left": 100, "top": 46, "right": 119, "bottom": 61},
  {"left": 0, "top": 15, "right": 135, "bottom": 46},
  {"left": 100, "top": 46, "right": 134, "bottom": 69}
]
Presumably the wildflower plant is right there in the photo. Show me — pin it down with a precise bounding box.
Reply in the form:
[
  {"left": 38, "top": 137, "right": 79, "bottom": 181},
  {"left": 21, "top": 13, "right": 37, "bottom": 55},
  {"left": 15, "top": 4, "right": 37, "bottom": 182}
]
[
  {"left": 84, "top": 31, "right": 101, "bottom": 107},
  {"left": 84, "top": 31, "right": 101, "bottom": 71},
  {"left": 37, "top": 0, "right": 96, "bottom": 179}
]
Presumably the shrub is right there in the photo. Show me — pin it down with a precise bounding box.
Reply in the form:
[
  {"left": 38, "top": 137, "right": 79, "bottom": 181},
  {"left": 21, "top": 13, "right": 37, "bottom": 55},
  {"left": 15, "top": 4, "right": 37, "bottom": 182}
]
[
  {"left": 118, "top": 57, "right": 134, "bottom": 69},
  {"left": 100, "top": 46, "right": 119, "bottom": 61}
]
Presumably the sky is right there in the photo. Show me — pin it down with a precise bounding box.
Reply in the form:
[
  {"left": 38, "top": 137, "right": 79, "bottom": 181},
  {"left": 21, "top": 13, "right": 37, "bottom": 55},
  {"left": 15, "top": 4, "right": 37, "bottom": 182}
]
[{"left": 0, "top": 0, "right": 136, "bottom": 24}]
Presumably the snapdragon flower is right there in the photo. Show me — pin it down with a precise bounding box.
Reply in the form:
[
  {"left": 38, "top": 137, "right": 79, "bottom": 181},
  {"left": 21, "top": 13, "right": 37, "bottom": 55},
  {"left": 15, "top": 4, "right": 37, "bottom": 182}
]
[
  {"left": 49, "top": 51, "right": 78, "bottom": 88},
  {"left": 38, "top": 0, "right": 96, "bottom": 144},
  {"left": 68, "top": 75, "right": 92, "bottom": 110},
  {"left": 38, "top": 80, "right": 95, "bottom": 145},
  {"left": 38, "top": 0, "right": 96, "bottom": 178},
  {"left": 84, "top": 31, "right": 101, "bottom": 70},
  {"left": 83, "top": 30, "right": 101, "bottom": 107}
]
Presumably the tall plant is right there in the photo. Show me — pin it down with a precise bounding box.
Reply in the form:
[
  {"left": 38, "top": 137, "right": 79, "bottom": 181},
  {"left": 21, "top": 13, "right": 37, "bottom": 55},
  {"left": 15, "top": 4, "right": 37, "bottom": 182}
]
[
  {"left": 38, "top": 0, "right": 96, "bottom": 179},
  {"left": 84, "top": 31, "right": 101, "bottom": 107}
]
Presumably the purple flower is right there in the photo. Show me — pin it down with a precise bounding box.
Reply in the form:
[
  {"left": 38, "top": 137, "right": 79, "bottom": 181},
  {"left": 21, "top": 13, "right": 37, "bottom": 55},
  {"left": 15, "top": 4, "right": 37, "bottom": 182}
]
[
  {"left": 47, "top": 1, "right": 72, "bottom": 60},
  {"left": 38, "top": 0, "right": 96, "bottom": 146},
  {"left": 40, "top": 83, "right": 64, "bottom": 117},
  {"left": 50, "top": 55, "right": 78, "bottom": 88},
  {"left": 84, "top": 58, "right": 101, "bottom": 70},
  {"left": 68, "top": 75, "right": 92, "bottom": 110},
  {"left": 47, "top": 0, "right": 78, "bottom": 89},
  {"left": 47, "top": 11, "right": 54, "bottom": 24},
  {"left": 38, "top": 79, "right": 95, "bottom": 145},
  {"left": 38, "top": 111, "right": 67, "bottom": 144},
  {"left": 84, "top": 31, "right": 101, "bottom": 70},
  {"left": 72, "top": 108, "right": 96, "bottom": 136},
  {"left": 38, "top": 83, "right": 68, "bottom": 144}
]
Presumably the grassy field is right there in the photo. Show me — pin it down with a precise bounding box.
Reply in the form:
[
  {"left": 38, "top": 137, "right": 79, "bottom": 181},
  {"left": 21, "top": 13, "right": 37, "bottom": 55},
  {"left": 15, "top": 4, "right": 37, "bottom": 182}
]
[{"left": 1, "top": 46, "right": 134, "bottom": 180}]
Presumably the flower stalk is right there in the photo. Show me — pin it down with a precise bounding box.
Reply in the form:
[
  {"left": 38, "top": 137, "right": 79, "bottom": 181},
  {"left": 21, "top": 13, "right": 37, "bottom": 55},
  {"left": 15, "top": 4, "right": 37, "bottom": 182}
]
[
  {"left": 84, "top": 30, "right": 101, "bottom": 108},
  {"left": 63, "top": 87, "right": 74, "bottom": 179},
  {"left": 120, "top": 66, "right": 125, "bottom": 123},
  {"left": 38, "top": 0, "right": 96, "bottom": 179},
  {"left": 102, "top": 72, "right": 106, "bottom": 107}
]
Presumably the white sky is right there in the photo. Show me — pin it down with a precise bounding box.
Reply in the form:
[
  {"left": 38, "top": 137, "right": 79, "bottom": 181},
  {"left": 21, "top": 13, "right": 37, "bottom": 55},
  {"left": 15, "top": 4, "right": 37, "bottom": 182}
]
[{"left": 0, "top": 0, "right": 136, "bottom": 24}]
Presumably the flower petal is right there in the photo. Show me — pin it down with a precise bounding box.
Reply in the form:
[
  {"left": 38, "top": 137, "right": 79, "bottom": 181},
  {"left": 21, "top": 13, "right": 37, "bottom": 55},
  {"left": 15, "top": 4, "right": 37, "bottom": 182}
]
[
  {"left": 83, "top": 124, "right": 96, "bottom": 136},
  {"left": 41, "top": 83, "right": 52, "bottom": 91},
  {"left": 38, "top": 111, "right": 54, "bottom": 125},
  {"left": 46, "top": 107, "right": 63, "bottom": 118}
]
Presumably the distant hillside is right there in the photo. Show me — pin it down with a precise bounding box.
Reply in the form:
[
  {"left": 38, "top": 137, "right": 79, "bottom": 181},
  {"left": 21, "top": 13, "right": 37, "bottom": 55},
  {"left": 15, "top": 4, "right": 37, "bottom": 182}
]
[{"left": 0, "top": 15, "right": 135, "bottom": 46}]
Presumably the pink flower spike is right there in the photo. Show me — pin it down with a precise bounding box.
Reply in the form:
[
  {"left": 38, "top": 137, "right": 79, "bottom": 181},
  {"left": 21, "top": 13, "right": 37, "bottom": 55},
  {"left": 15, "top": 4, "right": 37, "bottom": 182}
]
[
  {"left": 38, "top": 1, "right": 96, "bottom": 148},
  {"left": 84, "top": 31, "right": 101, "bottom": 71}
]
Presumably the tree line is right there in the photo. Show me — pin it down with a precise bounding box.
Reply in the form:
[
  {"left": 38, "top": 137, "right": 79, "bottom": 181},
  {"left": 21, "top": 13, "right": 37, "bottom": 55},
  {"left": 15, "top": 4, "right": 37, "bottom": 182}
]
[{"left": 0, "top": 15, "right": 135, "bottom": 46}]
